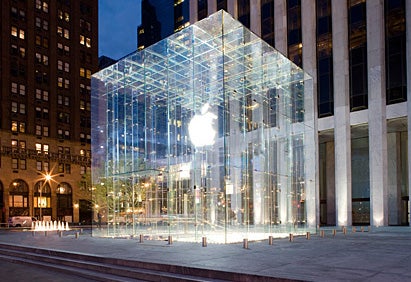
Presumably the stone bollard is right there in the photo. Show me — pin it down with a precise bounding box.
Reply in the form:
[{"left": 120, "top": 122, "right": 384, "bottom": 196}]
[
  {"left": 352, "top": 227, "right": 356, "bottom": 233},
  {"left": 268, "top": 235, "right": 273, "bottom": 245},
  {"left": 168, "top": 235, "right": 173, "bottom": 245},
  {"left": 343, "top": 227, "right": 347, "bottom": 235},
  {"left": 289, "top": 233, "right": 294, "bottom": 242},
  {"left": 202, "top": 237, "right": 207, "bottom": 247},
  {"left": 243, "top": 238, "right": 249, "bottom": 249},
  {"left": 139, "top": 234, "right": 143, "bottom": 243},
  {"left": 306, "top": 232, "right": 310, "bottom": 240},
  {"left": 320, "top": 230, "right": 325, "bottom": 238},
  {"left": 45, "top": 231, "right": 48, "bottom": 237},
  {"left": 75, "top": 232, "right": 79, "bottom": 239},
  {"left": 59, "top": 231, "right": 63, "bottom": 237},
  {"left": 332, "top": 229, "right": 336, "bottom": 237}
]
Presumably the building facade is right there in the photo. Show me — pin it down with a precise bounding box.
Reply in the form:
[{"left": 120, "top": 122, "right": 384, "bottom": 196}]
[
  {"left": 137, "top": 0, "right": 410, "bottom": 227},
  {"left": 0, "top": 0, "right": 98, "bottom": 224}
]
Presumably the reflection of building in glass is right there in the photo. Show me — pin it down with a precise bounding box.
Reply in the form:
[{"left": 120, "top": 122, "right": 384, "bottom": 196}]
[{"left": 92, "top": 11, "right": 316, "bottom": 243}]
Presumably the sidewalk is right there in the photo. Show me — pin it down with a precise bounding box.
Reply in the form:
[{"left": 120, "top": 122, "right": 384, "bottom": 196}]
[{"left": 1, "top": 226, "right": 411, "bottom": 281}]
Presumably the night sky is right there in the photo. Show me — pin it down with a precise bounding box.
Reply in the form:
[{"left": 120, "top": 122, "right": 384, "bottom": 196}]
[{"left": 98, "top": 0, "right": 142, "bottom": 60}]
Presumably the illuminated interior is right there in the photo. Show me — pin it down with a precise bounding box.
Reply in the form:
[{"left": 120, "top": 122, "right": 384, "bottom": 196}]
[{"left": 91, "top": 10, "right": 316, "bottom": 243}]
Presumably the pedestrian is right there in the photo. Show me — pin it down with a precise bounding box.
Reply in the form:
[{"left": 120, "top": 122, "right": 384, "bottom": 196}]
[{"left": 97, "top": 211, "right": 102, "bottom": 228}]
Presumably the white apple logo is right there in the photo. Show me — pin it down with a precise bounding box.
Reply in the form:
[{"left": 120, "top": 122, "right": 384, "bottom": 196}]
[{"left": 188, "top": 103, "right": 217, "bottom": 147}]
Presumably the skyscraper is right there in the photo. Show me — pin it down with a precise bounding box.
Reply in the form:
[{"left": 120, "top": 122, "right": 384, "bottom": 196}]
[
  {"left": 136, "top": 0, "right": 410, "bottom": 227},
  {"left": 0, "top": 0, "right": 98, "bottom": 224}
]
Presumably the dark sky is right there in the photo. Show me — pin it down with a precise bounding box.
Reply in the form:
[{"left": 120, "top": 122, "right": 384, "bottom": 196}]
[{"left": 98, "top": 0, "right": 142, "bottom": 60}]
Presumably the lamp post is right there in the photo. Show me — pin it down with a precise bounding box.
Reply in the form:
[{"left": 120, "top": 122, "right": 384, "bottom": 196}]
[{"left": 41, "top": 173, "right": 52, "bottom": 221}]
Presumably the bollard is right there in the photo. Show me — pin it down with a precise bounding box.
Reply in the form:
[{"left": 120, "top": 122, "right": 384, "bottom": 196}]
[
  {"left": 243, "top": 238, "right": 249, "bottom": 249},
  {"left": 361, "top": 226, "right": 364, "bottom": 232},
  {"left": 368, "top": 226, "right": 371, "bottom": 232},
  {"left": 202, "top": 237, "right": 207, "bottom": 247},
  {"left": 139, "top": 234, "right": 143, "bottom": 243},
  {"left": 59, "top": 231, "right": 62, "bottom": 237},
  {"left": 268, "top": 235, "right": 273, "bottom": 245},
  {"left": 32, "top": 231, "right": 35, "bottom": 237},
  {"left": 343, "top": 227, "right": 347, "bottom": 235},
  {"left": 75, "top": 232, "right": 79, "bottom": 239},
  {"left": 80, "top": 228, "right": 83, "bottom": 234},
  {"left": 45, "top": 231, "right": 48, "bottom": 237},
  {"left": 320, "top": 230, "right": 325, "bottom": 238},
  {"left": 332, "top": 229, "right": 336, "bottom": 237},
  {"left": 352, "top": 227, "right": 356, "bottom": 233},
  {"left": 168, "top": 235, "right": 173, "bottom": 245},
  {"left": 289, "top": 233, "right": 294, "bottom": 242},
  {"left": 306, "top": 232, "right": 310, "bottom": 240}
]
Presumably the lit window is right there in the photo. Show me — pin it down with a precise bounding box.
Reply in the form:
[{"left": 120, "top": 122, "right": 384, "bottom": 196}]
[
  {"left": 11, "top": 140, "right": 18, "bottom": 148},
  {"left": 36, "top": 143, "right": 42, "bottom": 152},
  {"left": 80, "top": 35, "right": 85, "bottom": 45},
  {"left": 80, "top": 149, "right": 85, "bottom": 156},
  {"left": 86, "top": 38, "right": 91, "bottom": 48},
  {"left": 37, "top": 161, "right": 42, "bottom": 171},
  {"left": 19, "top": 29, "right": 25, "bottom": 39},
  {"left": 64, "top": 96, "right": 70, "bottom": 106},
  {"left": 44, "top": 161, "right": 49, "bottom": 172},
  {"left": 86, "top": 69, "right": 91, "bottom": 79},
  {"left": 42, "top": 2, "right": 48, "bottom": 13},
  {"left": 43, "top": 144, "right": 49, "bottom": 154},
  {"left": 64, "top": 62, "right": 69, "bottom": 72},
  {"left": 36, "top": 35, "right": 41, "bottom": 45},
  {"left": 64, "top": 29, "right": 69, "bottom": 39},
  {"left": 43, "top": 90, "right": 48, "bottom": 101},
  {"left": 43, "top": 55, "right": 48, "bottom": 65},
  {"left": 11, "top": 121, "right": 18, "bottom": 132},
  {"left": 57, "top": 95, "right": 62, "bottom": 105},
  {"left": 64, "top": 79, "right": 69, "bottom": 89},
  {"left": 79, "top": 67, "right": 85, "bottom": 77},
  {"left": 11, "top": 26, "right": 18, "bottom": 37},
  {"left": 58, "top": 77, "right": 63, "bottom": 87},
  {"left": 80, "top": 100, "right": 85, "bottom": 110},
  {"left": 36, "top": 0, "right": 42, "bottom": 9},
  {"left": 57, "top": 26, "right": 63, "bottom": 37},
  {"left": 64, "top": 12, "right": 70, "bottom": 22},
  {"left": 19, "top": 122, "right": 25, "bottom": 133},
  {"left": 58, "top": 60, "right": 63, "bottom": 70}
]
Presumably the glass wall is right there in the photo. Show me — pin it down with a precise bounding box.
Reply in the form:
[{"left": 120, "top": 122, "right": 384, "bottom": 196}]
[{"left": 91, "top": 11, "right": 315, "bottom": 243}]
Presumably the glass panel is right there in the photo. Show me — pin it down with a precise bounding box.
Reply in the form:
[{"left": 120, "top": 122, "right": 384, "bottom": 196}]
[{"left": 91, "top": 11, "right": 315, "bottom": 243}]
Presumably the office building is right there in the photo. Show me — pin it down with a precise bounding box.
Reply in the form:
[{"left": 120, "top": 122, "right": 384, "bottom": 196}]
[{"left": 0, "top": 0, "right": 98, "bottom": 224}]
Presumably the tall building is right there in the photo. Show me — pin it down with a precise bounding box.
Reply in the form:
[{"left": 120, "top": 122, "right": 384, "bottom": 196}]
[
  {"left": 136, "top": 0, "right": 410, "bottom": 227},
  {"left": 0, "top": 0, "right": 98, "bottom": 224},
  {"left": 137, "top": 0, "right": 190, "bottom": 50}
]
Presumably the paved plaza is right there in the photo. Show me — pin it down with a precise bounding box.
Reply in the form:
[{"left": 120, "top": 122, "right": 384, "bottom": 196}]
[{"left": 0, "top": 226, "right": 411, "bottom": 281}]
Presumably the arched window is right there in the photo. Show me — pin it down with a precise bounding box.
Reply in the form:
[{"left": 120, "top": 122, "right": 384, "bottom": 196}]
[
  {"left": 9, "top": 179, "right": 29, "bottom": 216},
  {"left": 34, "top": 181, "right": 52, "bottom": 219},
  {"left": 57, "top": 182, "right": 73, "bottom": 221}
]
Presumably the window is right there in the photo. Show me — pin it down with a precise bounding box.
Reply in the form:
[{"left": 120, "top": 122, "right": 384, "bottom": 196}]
[
  {"left": 37, "top": 161, "right": 42, "bottom": 171},
  {"left": 36, "top": 0, "right": 42, "bottom": 10},
  {"left": 64, "top": 130, "right": 70, "bottom": 140},
  {"left": 80, "top": 100, "right": 85, "bottom": 110},
  {"left": 43, "top": 2, "right": 48, "bottom": 13},
  {"left": 36, "top": 17, "right": 41, "bottom": 27},
  {"left": 12, "top": 158, "right": 18, "bottom": 169},
  {"left": 20, "top": 159, "right": 26, "bottom": 170},
  {"left": 64, "top": 62, "right": 69, "bottom": 72},
  {"left": 19, "top": 85, "right": 25, "bottom": 95},
  {"left": 64, "top": 96, "right": 70, "bottom": 106},
  {"left": 43, "top": 126, "right": 49, "bottom": 137},
  {"left": 65, "top": 164, "right": 71, "bottom": 174},
  {"left": 64, "top": 29, "right": 69, "bottom": 39},
  {"left": 58, "top": 60, "right": 63, "bottom": 70},
  {"left": 43, "top": 20, "right": 49, "bottom": 31},
  {"left": 19, "top": 104, "right": 26, "bottom": 114},
  {"left": 11, "top": 102, "right": 18, "bottom": 113},
  {"left": 80, "top": 67, "right": 85, "bottom": 77},
  {"left": 80, "top": 166, "right": 86, "bottom": 175},
  {"left": 11, "top": 26, "right": 18, "bottom": 37},
  {"left": 11, "top": 82, "right": 18, "bottom": 94},
  {"left": 36, "top": 125, "right": 42, "bottom": 135},
  {"left": 86, "top": 69, "right": 91, "bottom": 79},
  {"left": 19, "top": 29, "right": 25, "bottom": 40},
  {"left": 80, "top": 149, "right": 85, "bottom": 156},
  {"left": 58, "top": 94, "right": 63, "bottom": 105},
  {"left": 36, "top": 35, "right": 41, "bottom": 45},
  {"left": 58, "top": 163, "right": 64, "bottom": 173}
]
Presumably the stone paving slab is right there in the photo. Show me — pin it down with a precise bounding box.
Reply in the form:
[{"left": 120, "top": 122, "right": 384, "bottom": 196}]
[{"left": 0, "top": 227, "right": 411, "bottom": 281}]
